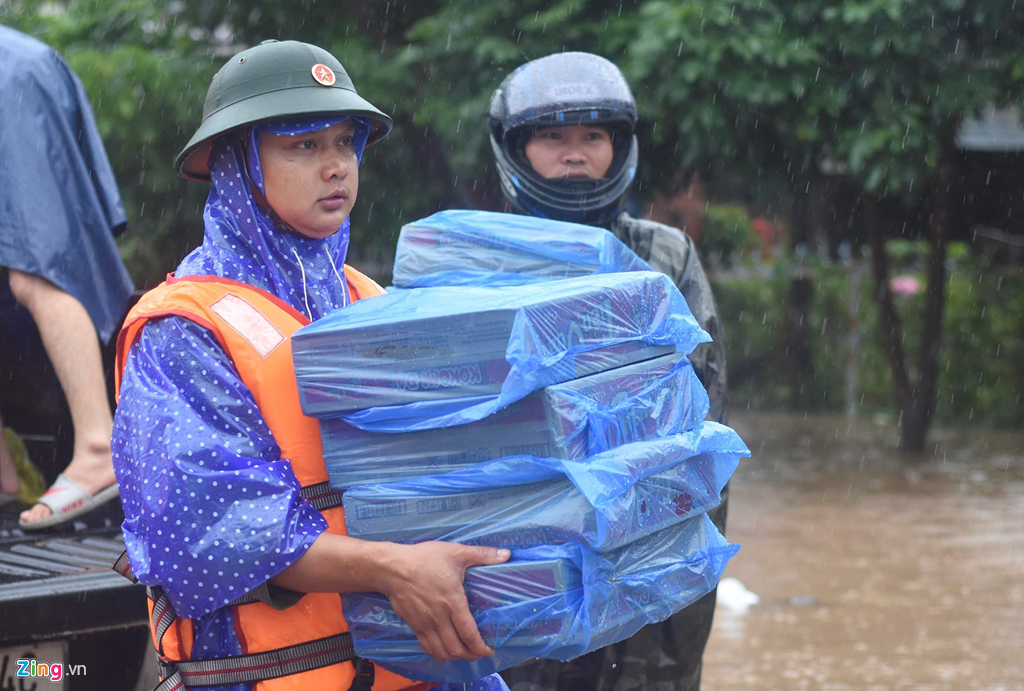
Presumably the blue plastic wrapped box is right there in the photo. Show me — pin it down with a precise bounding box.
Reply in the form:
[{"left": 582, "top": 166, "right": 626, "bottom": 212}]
[
  {"left": 341, "top": 513, "right": 739, "bottom": 683},
  {"left": 391, "top": 209, "right": 654, "bottom": 288},
  {"left": 293, "top": 271, "right": 709, "bottom": 431},
  {"left": 343, "top": 422, "right": 747, "bottom": 552},
  {"left": 322, "top": 353, "right": 709, "bottom": 489},
  {"left": 463, "top": 558, "right": 580, "bottom": 611}
]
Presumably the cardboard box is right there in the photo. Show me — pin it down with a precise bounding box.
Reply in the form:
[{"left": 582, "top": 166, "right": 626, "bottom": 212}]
[
  {"left": 342, "top": 513, "right": 737, "bottom": 672},
  {"left": 293, "top": 272, "right": 689, "bottom": 416},
  {"left": 391, "top": 209, "right": 652, "bottom": 288},
  {"left": 322, "top": 353, "right": 708, "bottom": 489},
  {"left": 343, "top": 449, "right": 735, "bottom": 552}
]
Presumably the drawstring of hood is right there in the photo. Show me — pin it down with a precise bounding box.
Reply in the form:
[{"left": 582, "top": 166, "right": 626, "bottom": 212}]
[
  {"left": 290, "top": 247, "right": 313, "bottom": 321},
  {"left": 324, "top": 246, "right": 350, "bottom": 308},
  {"left": 176, "top": 115, "right": 370, "bottom": 322},
  {"left": 290, "top": 245, "right": 351, "bottom": 322}
]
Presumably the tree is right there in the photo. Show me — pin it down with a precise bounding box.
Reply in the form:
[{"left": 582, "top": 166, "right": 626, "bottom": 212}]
[
  {"left": 809, "top": 1, "right": 1022, "bottom": 454},
  {"left": 622, "top": 0, "right": 1024, "bottom": 455}
]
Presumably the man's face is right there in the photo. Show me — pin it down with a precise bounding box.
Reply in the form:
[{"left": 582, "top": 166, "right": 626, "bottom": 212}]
[
  {"left": 524, "top": 124, "right": 614, "bottom": 179},
  {"left": 258, "top": 120, "right": 360, "bottom": 239}
]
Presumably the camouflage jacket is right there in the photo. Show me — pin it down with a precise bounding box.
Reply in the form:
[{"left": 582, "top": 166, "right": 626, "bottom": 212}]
[{"left": 610, "top": 213, "right": 728, "bottom": 423}]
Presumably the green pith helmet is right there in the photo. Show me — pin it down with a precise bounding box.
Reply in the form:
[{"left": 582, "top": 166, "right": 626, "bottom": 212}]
[{"left": 175, "top": 39, "right": 393, "bottom": 182}]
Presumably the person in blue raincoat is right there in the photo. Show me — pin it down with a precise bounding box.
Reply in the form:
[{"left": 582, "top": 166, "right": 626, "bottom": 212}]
[
  {"left": 112, "top": 39, "right": 511, "bottom": 690},
  {"left": 0, "top": 27, "right": 134, "bottom": 528}
]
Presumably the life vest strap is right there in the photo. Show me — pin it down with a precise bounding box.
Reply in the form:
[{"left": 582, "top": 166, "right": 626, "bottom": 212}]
[
  {"left": 153, "top": 632, "right": 359, "bottom": 690},
  {"left": 300, "top": 480, "right": 346, "bottom": 511},
  {"left": 112, "top": 549, "right": 135, "bottom": 581}
]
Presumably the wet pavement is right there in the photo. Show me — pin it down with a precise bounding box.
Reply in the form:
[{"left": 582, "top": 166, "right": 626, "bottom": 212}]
[{"left": 703, "top": 412, "right": 1024, "bottom": 691}]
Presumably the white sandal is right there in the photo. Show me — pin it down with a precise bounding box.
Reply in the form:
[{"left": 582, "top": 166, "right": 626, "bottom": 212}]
[{"left": 18, "top": 474, "right": 120, "bottom": 531}]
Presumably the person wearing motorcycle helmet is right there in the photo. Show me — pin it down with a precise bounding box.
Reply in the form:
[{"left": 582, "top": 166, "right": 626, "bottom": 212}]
[
  {"left": 491, "top": 52, "right": 728, "bottom": 691},
  {"left": 488, "top": 52, "right": 637, "bottom": 228},
  {"left": 113, "top": 39, "right": 510, "bottom": 691}
]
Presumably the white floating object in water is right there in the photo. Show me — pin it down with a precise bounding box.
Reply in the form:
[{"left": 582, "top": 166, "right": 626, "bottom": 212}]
[{"left": 717, "top": 577, "right": 760, "bottom": 613}]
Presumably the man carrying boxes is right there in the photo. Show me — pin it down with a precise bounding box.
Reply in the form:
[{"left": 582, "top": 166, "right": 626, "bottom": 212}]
[{"left": 485, "top": 53, "right": 730, "bottom": 691}]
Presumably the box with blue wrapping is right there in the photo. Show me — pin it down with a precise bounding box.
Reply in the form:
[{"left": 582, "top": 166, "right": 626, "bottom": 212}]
[
  {"left": 292, "top": 271, "right": 709, "bottom": 430},
  {"left": 321, "top": 352, "right": 709, "bottom": 489},
  {"left": 343, "top": 422, "right": 747, "bottom": 551},
  {"left": 340, "top": 512, "right": 739, "bottom": 682},
  {"left": 391, "top": 209, "right": 654, "bottom": 288}
]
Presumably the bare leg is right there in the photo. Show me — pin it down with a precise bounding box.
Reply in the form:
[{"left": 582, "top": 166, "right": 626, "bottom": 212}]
[
  {"left": 0, "top": 415, "right": 18, "bottom": 497},
  {"left": 8, "top": 270, "right": 115, "bottom": 523}
]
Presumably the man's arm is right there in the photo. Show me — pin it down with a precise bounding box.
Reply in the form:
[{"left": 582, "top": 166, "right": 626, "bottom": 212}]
[
  {"left": 115, "top": 316, "right": 509, "bottom": 663},
  {"left": 271, "top": 534, "right": 509, "bottom": 662}
]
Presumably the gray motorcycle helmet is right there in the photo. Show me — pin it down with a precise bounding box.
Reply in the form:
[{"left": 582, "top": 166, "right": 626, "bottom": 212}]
[{"left": 488, "top": 52, "right": 638, "bottom": 227}]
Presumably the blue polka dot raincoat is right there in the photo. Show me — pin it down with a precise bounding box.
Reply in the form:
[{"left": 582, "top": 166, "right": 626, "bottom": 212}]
[{"left": 112, "top": 117, "right": 509, "bottom": 691}]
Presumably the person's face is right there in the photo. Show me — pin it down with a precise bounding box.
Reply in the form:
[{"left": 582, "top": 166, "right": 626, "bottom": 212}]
[
  {"left": 524, "top": 124, "right": 615, "bottom": 180},
  {"left": 258, "top": 120, "right": 359, "bottom": 239}
]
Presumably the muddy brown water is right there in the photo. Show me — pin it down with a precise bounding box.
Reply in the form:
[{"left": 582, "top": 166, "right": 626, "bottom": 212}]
[{"left": 703, "top": 412, "right": 1024, "bottom": 691}]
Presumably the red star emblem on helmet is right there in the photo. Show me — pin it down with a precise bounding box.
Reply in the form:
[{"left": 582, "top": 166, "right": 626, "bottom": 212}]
[{"left": 311, "top": 63, "right": 336, "bottom": 86}]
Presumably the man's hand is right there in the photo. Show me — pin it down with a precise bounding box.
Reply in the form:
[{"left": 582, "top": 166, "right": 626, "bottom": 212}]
[
  {"left": 268, "top": 533, "right": 509, "bottom": 661},
  {"left": 378, "top": 541, "right": 510, "bottom": 662}
]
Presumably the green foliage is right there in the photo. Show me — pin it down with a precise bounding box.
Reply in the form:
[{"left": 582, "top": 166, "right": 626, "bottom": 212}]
[
  {"left": 716, "top": 265, "right": 1024, "bottom": 427},
  {"left": 625, "top": 0, "right": 1024, "bottom": 199},
  {"left": 701, "top": 204, "right": 757, "bottom": 267},
  {"left": 886, "top": 239, "right": 972, "bottom": 267},
  {"left": 6, "top": 0, "right": 1024, "bottom": 287}
]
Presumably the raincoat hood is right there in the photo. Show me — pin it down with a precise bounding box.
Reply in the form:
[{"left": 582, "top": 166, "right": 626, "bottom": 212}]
[{"left": 176, "top": 117, "right": 369, "bottom": 320}]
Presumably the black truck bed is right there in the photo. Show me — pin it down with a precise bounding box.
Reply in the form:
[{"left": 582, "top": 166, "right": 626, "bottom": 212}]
[
  {"left": 0, "top": 493, "right": 150, "bottom": 688},
  {"left": 1, "top": 283, "right": 151, "bottom": 687},
  {"left": 0, "top": 501, "right": 146, "bottom": 645}
]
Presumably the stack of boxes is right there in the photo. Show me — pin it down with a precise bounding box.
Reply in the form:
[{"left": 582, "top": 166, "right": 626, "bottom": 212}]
[{"left": 290, "top": 210, "right": 749, "bottom": 683}]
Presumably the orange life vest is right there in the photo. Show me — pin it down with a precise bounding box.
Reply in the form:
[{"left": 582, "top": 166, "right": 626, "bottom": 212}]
[{"left": 115, "top": 268, "right": 432, "bottom": 691}]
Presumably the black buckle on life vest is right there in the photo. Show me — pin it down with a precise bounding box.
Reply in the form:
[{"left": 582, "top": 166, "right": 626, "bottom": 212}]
[{"left": 348, "top": 657, "right": 376, "bottom": 691}]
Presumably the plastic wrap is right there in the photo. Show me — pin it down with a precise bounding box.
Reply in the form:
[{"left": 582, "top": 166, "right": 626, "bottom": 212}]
[
  {"left": 322, "top": 353, "right": 708, "bottom": 489},
  {"left": 342, "top": 513, "right": 738, "bottom": 682},
  {"left": 391, "top": 210, "right": 653, "bottom": 288},
  {"left": 292, "top": 271, "right": 708, "bottom": 431},
  {"left": 343, "top": 422, "right": 747, "bottom": 551}
]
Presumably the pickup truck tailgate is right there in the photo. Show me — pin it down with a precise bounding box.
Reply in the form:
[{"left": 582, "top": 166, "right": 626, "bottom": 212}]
[{"left": 0, "top": 505, "right": 147, "bottom": 645}]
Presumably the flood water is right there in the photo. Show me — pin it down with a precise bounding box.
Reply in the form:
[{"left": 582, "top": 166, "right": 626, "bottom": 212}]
[{"left": 703, "top": 412, "right": 1024, "bottom": 691}]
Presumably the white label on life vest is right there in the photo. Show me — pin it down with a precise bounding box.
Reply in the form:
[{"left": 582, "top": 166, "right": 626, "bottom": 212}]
[{"left": 209, "top": 293, "right": 285, "bottom": 358}]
